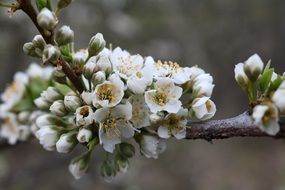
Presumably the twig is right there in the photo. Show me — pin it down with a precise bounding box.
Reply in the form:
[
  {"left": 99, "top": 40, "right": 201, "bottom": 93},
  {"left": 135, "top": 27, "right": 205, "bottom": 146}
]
[
  {"left": 186, "top": 112, "right": 285, "bottom": 141},
  {"left": 17, "top": 0, "right": 85, "bottom": 93}
]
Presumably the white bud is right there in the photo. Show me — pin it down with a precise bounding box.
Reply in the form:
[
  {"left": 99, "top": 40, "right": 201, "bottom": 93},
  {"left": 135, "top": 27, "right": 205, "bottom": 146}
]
[
  {"left": 88, "top": 33, "right": 106, "bottom": 56},
  {"left": 37, "top": 8, "right": 58, "bottom": 30},
  {"left": 72, "top": 50, "right": 88, "bottom": 65},
  {"left": 244, "top": 54, "right": 264, "bottom": 81},
  {"left": 32, "top": 35, "right": 46, "bottom": 50},
  {"left": 77, "top": 128, "right": 92, "bottom": 143},
  {"left": 35, "top": 126, "right": 59, "bottom": 151},
  {"left": 64, "top": 95, "right": 81, "bottom": 112},
  {"left": 272, "top": 88, "right": 285, "bottom": 113},
  {"left": 50, "top": 100, "right": 67, "bottom": 116},
  {"left": 189, "top": 66, "right": 205, "bottom": 80},
  {"left": 91, "top": 71, "right": 106, "bottom": 85},
  {"left": 23, "top": 42, "right": 38, "bottom": 57},
  {"left": 139, "top": 135, "right": 166, "bottom": 159},
  {"left": 191, "top": 97, "right": 216, "bottom": 120},
  {"left": 18, "top": 111, "right": 30, "bottom": 123},
  {"left": 234, "top": 63, "right": 249, "bottom": 87},
  {"left": 41, "top": 87, "right": 63, "bottom": 102},
  {"left": 69, "top": 156, "right": 89, "bottom": 180},
  {"left": 83, "top": 58, "right": 96, "bottom": 79},
  {"left": 81, "top": 91, "right": 93, "bottom": 105},
  {"left": 56, "top": 25, "right": 74, "bottom": 46},
  {"left": 34, "top": 96, "right": 50, "bottom": 109},
  {"left": 194, "top": 73, "right": 213, "bottom": 84},
  {"left": 42, "top": 45, "right": 60, "bottom": 64},
  {"left": 149, "top": 113, "right": 163, "bottom": 124},
  {"left": 193, "top": 81, "right": 215, "bottom": 97},
  {"left": 96, "top": 55, "right": 112, "bottom": 73},
  {"left": 56, "top": 132, "right": 77, "bottom": 153},
  {"left": 36, "top": 114, "right": 57, "bottom": 128}
]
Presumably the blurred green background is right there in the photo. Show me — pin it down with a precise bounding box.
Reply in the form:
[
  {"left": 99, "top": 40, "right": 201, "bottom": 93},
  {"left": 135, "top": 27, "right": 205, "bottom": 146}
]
[{"left": 1, "top": 0, "right": 285, "bottom": 189}]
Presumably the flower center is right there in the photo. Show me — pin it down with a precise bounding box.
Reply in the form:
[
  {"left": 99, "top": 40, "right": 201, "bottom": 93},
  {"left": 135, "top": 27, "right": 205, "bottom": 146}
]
[
  {"left": 153, "top": 91, "right": 168, "bottom": 106},
  {"left": 97, "top": 83, "right": 116, "bottom": 102},
  {"left": 206, "top": 100, "right": 212, "bottom": 112},
  {"left": 136, "top": 72, "right": 143, "bottom": 78},
  {"left": 80, "top": 106, "right": 90, "bottom": 118},
  {"left": 263, "top": 107, "right": 277, "bottom": 125},
  {"left": 102, "top": 117, "right": 121, "bottom": 138}
]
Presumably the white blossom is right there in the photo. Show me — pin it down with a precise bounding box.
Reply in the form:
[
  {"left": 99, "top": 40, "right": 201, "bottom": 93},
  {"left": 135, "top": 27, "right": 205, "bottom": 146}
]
[
  {"left": 41, "top": 87, "right": 62, "bottom": 102},
  {"left": 193, "top": 81, "right": 215, "bottom": 97},
  {"left": 75, "top": 106, "right": 94, "bottom": 126},
  {"left": 243, "top": 54, "right": 264, "bottom": 80},
  {"left": 94, "top": 102, "right": 134, "bottom": 153},
  {"left": 0, "top": 114, "right": 23, "bottom": 144},
  {"left": 139, "top": 135, "right": 166, "bottom": 159},
  {"left": 252, "top": 104, "right": 280, "bottom": 135},
  {"left": 93, "top": 74, "right": 124, "bottom": 108},
  {"left": 69, "top": 159, "right": 88, "bottom": 180},
  {"left": 191, "top": 97, "right": 216, "bottom": 120},
  {"left": 272, "top": 82, "right": 285, "bottom": 113},
  {"left": 110, "top": 47, "right": 144, "bottom": 80},
  {"left": 64, "top": 95, "right": 81, "bottom": 112},
  {"left": 157, "top": 108, "right": 188, "bottom": 139},
  {"left": 128, "top": 94, "right": 150, "bottom": 128},
  {"left": 145, "top": 77, "right": 182, "bottom": 113}
]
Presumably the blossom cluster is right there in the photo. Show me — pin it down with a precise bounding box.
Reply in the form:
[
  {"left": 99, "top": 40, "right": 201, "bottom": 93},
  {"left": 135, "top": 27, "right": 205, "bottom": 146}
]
[
  {"left": 235, "top": 54, "right": 285, "bottom": 135},
  {"left": 0, "top": 31, "right": 216, "bottom": 180}
]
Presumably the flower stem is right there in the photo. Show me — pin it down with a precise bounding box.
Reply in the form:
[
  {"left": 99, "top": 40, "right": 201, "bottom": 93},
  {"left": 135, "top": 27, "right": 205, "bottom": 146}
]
[{"left": 0, "top": 2, "right": 17, "bottom": 8}]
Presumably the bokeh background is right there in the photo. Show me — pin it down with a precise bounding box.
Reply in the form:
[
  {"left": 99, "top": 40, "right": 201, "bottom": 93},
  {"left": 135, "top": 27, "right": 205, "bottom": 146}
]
[{"left": 1, "top": 0, "right": 285, "bottom": 189}]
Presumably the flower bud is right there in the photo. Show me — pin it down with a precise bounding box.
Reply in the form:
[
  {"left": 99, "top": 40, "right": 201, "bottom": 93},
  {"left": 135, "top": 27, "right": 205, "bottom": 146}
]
[
  {"left": 57, "top": 0, "right": 73, "bottom": 10},
  {"left": 234, "top": 63, "right": 249, "bottom": 87},
  {"left": 149, "top": 113, "right": 163, "bottom": 124},
  {"left": 64, "top": 95, "right": 81, "bottom": 112},
  {"left": 35, "top": 126, "right": 59, "bottom": 151},
  {"left": 36, "top": 114, "right": 63, "bottom": 128},
  {"left": 77, "top": 128, "right": 92, "bottom": 143},
  {"left": 18, "top": 111, "right": 30, "bottom": 123},
  {"left": 42, "top": 45, "right": 60, "bottom": 64},
  {"left": 41, "top": 87, "right": 63, "bottom": 102},
  {"left": 50, "top": 100, "right": 67, "bottom": 116},
  {"left": 23, "top": 42, "right": 38, "bottom": 57},
  {"left": 37, "top": 8, "right": 58, "bottom": 30},
  {"left": 55, "top": 25, "right": 74, "bottom": 46},
  {"left": 32, "top": 35, "right": 46, "bottom": 50},
  {"left": 100, "top": 161, "right": 116, "bottom": 183},
  {"left": 91, "top": 71, "right": 106, "bottom": 85},
  {"left": 69, "top": 154, "right": 90, "bottom": 180},
  {"left": 88, "top": 33, "right": 106, "bottom": 56},
  {"left": 272, "top": 88, "right": 285, "bottom": 113},
  {"left": 193, "top": 81, "right": 214, "bottom": 97},
  {"left": 52, "top": 69, "right": 67, "bottom": 84},
  {"left": 83, "top": 58, "right": 96, "bottom": 79},
  {"left": 191, "top": 97, "right": 216, "bottom": 120},
  {"left": 34, "top": 96, "right": 51, "bottom": 110},
  {"left": 96, "top": 55, "right": 112, "bottom": 73},
  {"left": 72, "top": 49, "right": 88, "bottom": 66},
  {"left": 114, "top": 155, "right": 129, "bottom": 173},
  {"left": 243, "top": 54, "right": 264, "bottom": 82},
  {"left": 119, "top": 143, "right": 135, "bottom": 158},
  {"left": 139, "top": 135, "right": 166, "bottom": 159},
  {"left": 56, "top": 131, "right": 77, "bottom": 153}
]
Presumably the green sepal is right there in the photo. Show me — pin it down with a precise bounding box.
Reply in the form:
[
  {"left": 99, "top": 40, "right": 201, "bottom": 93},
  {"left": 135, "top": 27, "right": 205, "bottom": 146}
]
[
  {"left": 269, "top": 75, "right": 284, "bottom": 92},
  {"left": 258, "top": 67, "right": 274, "bottom": 94},
  {"left": 27, "top": 77, "right": 51, "bottom": 100},
  {"left": 11, "top": 97, "right": 34, "bottom": 112}
]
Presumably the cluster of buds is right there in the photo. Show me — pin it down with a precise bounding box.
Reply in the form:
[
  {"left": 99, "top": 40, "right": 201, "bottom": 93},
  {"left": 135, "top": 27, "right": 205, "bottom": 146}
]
[
  {"left": 235, "top": 54, "right": 285, "bottom": 135},
  {"left": 0, "top": 64, "right": 53, "bottom": 144}
]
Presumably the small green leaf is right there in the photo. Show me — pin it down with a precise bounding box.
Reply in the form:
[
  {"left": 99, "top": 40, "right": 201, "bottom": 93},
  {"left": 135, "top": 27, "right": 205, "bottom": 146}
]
[
  {"left": 269, "top": 75, "right": 284, "bottom": 92},
  {"left": 53, "top": 82, "right": 72, "bottom": 95},
  {"left": 36, "top": 0, "right": 52, "bottom": 11},
  {"left": 264, "top": 60, "right": 271, "bottom": 71},
  {"left": 27, "top": 77, "right": 50, "bottom": 100},
  {"left": 11, "top": 98, "right": 34, "bottom": 112},
  {"left": 258, "top": 68, "right": 274, "bottom": 93}
]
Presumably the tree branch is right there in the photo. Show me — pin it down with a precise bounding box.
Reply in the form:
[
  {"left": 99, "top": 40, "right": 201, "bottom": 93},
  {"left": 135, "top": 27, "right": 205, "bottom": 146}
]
[
  {"left": 186, "top": 112, "right": 285, "bottom": 141},
  {"left": 17, "top": 0, "right": 86, "bottom": 93}
]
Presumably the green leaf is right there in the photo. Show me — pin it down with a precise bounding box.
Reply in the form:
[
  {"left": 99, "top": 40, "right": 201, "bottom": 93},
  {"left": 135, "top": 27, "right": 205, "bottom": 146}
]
[
  {"left": 258, "top": 68, "right": 274, "bottom": 93},
  {"left": 53, "top": 82, "right": 72, "bottom": 95},
  {"left": 36, "top": 0, "right": 52, "bottom": 11},
  {"left": 11, "top": 98, "right": 34, "bottom": 112},
  {"left": 27, "top": 77, "right": 50, "bottom": 100},
  {"left": 269, "top": 75, "right": 284, "bottom": 92}
]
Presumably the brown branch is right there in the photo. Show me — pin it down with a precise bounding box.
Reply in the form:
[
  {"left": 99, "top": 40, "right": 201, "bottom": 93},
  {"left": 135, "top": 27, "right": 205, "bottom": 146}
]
[
  {"left": 17, "top": 0, "right": 86, "bottom": 93},
  {"left": 186, "top": 111, "right": 285, "bottom": 141}
]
